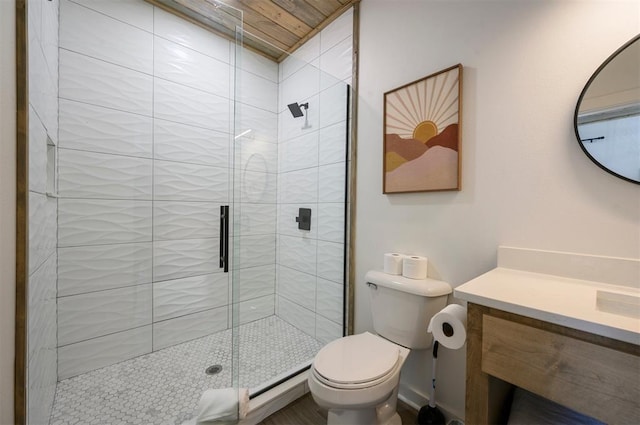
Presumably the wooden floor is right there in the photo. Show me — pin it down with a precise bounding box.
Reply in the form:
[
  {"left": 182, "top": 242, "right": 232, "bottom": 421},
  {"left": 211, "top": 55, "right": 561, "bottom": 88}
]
[{"left": 258, "top": 393, "right": 418, "bottom": 425}]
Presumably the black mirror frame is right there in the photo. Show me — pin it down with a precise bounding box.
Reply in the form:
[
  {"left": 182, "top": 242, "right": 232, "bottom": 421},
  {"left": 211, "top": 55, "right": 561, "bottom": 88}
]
[{"left": 574, "top": 34, "right": 640, "bottom": 185}]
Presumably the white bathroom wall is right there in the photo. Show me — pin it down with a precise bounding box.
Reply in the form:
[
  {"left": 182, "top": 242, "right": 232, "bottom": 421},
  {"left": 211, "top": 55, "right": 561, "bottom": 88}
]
[
  {"left": 275, "top": 9, "right": 353, "bottom": 344},
  {"left": 56, "top": 0, "right": 277, "bottom": 378},
  {"left": 27, "top": 0, "right": 59, "bottom": 422},
  {"left": 0, "top": 2, "right": 16, "bottom": 423},
  {"left": 356, "top": 0, "right": 639, "bottom": 419}
]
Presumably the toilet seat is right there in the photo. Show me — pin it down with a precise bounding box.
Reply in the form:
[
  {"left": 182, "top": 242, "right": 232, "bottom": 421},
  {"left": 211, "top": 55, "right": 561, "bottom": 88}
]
[{"left": 312, "top": 332, "right": 401, "bottom": 390}]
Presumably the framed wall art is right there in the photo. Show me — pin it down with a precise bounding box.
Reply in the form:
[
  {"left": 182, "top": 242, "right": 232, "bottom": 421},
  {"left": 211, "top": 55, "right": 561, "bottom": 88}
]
[{"left": 383, "top": 64, "right": 462, "bottom": 193}]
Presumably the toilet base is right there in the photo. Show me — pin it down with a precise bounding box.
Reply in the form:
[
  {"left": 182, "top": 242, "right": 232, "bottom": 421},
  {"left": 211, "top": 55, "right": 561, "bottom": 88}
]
[
  {"left": 324, "top": 386, "right": 402, "bottom": 425},
  {"left": 326, "top": 409, "right": 401, "bottom": 425}
]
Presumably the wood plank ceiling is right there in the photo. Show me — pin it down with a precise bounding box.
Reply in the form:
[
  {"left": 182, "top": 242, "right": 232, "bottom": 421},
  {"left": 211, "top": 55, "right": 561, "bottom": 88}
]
[{"left": 147, "top": 0, "right": 358, "bottom": 62}]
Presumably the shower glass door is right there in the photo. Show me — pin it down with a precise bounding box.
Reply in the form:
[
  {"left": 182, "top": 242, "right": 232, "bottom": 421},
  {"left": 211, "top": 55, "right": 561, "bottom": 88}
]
[{"left": 231, "top": 28, "right": 350, "bottom": 396}]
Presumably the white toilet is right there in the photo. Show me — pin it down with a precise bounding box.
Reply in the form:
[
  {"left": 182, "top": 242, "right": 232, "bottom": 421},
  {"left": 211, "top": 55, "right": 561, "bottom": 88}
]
[{"left": 308, "top": 270, "right": 452, "bottom": 425}]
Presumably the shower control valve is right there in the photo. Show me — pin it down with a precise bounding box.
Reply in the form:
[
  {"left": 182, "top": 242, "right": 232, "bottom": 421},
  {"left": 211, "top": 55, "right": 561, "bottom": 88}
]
[{"left": 295, "top": 208, "right": 312, "bottom": 231}]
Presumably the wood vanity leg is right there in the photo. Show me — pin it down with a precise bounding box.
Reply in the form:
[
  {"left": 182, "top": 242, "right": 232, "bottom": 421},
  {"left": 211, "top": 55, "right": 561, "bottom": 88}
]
[
  {"left": 466, "top": 303, "right": 513, "bottom": 424},
  {"left": 466, "top": 303, "right": 489, "bottom": 424}
]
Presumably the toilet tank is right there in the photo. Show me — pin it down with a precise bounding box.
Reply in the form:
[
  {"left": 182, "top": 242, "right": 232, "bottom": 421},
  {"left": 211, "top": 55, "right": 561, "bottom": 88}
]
[{"left": 365, "top": 270, "right": 452, "bottom": 349}]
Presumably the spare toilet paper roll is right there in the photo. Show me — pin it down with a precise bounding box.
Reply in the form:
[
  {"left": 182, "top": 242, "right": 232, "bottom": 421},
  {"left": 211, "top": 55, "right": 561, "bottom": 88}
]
[
  {"left": 428, "top": 304, "right": 467, "bottom": 350},
  {"left": 383, "top": 253, "right": 405, "bottom": 275},
  {"left": 402, "top": 255, "right": 428, "bottom": 279}
]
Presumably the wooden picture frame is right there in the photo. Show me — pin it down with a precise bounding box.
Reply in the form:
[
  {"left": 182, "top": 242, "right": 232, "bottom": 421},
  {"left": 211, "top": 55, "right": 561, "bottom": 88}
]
[{"left": 383, "top": 64, "right": 462, "bottom": 193}]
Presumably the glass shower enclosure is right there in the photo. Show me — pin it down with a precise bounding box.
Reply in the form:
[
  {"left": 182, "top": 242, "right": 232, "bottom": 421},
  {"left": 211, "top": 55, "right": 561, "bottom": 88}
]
[
  {"left": 232, "top": 27, "right": 350, "bottom": 395},
  {"left": 24, "top": 0, "right": 350, "bottom": 423}
]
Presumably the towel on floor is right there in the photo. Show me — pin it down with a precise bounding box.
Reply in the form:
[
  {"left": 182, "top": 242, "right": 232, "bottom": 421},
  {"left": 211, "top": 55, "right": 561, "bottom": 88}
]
[{"left": 194, "top": 388, "right": 250, "bottom": 425}]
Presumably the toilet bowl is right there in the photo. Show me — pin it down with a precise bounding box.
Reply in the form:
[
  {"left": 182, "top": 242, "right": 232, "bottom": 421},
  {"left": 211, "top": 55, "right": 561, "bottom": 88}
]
[
  {"left": 308, "top": 332, "right": 410, "bottom": 425},
  {"left": 308, "top": 270, "right": 452, "bottom": 425}
]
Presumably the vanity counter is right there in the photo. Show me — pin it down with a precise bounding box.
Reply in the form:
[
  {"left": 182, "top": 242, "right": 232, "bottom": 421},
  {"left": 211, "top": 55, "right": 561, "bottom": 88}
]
[
  {"left": 454, "top": 267, "right": 640, "bottom": 345},
  {"left": 455, "top": 247, "right": 640, "bottom": 424}
]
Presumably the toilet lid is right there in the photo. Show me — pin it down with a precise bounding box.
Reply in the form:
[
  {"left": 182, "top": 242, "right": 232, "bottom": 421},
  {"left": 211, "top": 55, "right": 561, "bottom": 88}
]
[{"left": 313, "top": 332, "right": 400, "bottom": 386}]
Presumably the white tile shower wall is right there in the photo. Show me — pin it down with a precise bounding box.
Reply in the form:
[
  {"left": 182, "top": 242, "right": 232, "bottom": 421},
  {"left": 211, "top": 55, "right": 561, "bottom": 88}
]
[
  {"left": 59, "top": 49, "right": 153, "bottom": 116},
  {"left": 27, "top": 0, "right": 59, "bottom": 421},
  {"left": 152, "top": 307, "right": 227, "bottom": 351},
  {"left": 58, "top": 326, "right": 152, "bottom": 380},
  {"left": 275, "top": 10, "right": 352, "bottom": 341},
  {"left": 153, "top": 273, "right": 229, "bottom": 322},
  {"left": 59, "top": 0, "right": 153, "bottom": 74},
  {"left": 58, "top": 243, "right": 153, "bottom": 296},
  {"left": 59, "top": 99, "right": 153, "bottom": 158},
  {"left": 57, "top": 0, "right": 278, "bottom": 374},
  {"left": 153, "top": 201, "right": 219, "bottom": 240},
  {"left": 57, "top": 284, "right": 152, "bottom": 346},
  {"left": 236, "top": 265, "right": 276, "bottom": 302},
  {"left": 154, "top": 119, "right": 228, "bottom": 167}
]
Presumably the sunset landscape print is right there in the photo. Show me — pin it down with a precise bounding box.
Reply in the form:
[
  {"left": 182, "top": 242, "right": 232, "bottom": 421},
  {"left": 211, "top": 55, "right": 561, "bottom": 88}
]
[{"left": 383, "top": 64, "right": 462, "bottom": 193}]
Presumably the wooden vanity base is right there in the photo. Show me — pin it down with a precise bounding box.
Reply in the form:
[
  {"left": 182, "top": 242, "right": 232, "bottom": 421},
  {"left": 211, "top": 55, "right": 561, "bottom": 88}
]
[{"left": 465, "top": 303, "right": 640, "bottom": 424}]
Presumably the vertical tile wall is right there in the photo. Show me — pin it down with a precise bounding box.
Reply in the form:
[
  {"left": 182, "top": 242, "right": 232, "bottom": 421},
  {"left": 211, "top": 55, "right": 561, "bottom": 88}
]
[
  {"left": 275, "top": 10, "right": 353, "bottom": 345},
  {"left": 27, "top": 0, "right": 59, "bottom": 422}
]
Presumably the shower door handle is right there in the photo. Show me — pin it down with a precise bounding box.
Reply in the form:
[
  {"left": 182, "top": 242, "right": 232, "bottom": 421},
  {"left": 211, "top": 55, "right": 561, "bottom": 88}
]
[{"left": 220, "top": 205, "right": 229, "bottom": 273}]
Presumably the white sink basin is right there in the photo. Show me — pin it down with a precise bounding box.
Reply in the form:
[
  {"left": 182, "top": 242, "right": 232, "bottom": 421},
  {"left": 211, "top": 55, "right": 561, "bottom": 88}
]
[{"left": 596, "top": 290, "right": 640, "bottom": 319}]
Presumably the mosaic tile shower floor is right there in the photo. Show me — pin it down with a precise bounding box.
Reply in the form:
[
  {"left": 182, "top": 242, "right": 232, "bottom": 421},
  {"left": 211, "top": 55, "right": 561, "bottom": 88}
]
[{"left": 49, "top": 316, "right": 324, "bottom": 425}]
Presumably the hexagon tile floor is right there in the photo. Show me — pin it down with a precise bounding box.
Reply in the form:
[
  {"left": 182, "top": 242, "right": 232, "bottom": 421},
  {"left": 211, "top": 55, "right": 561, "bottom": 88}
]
[{"left": 49, "top": 316, "right": 324, "bottom": 425}]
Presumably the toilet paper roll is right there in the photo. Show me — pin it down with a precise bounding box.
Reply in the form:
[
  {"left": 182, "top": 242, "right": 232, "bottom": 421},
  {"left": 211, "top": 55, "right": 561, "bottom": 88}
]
[
  {"left": 383, "top": 253, "right": 405, "bottom": 275},
  {"left": 402, "top": 255, "right": 428, "bottom": 279},
  {"left": 428, "top": 304, "right": 467, "bottom": 349}
]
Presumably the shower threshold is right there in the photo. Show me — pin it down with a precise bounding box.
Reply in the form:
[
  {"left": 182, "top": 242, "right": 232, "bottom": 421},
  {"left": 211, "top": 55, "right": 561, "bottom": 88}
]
[{"left": 49, "top": 316, "right": 323, "bottom": 425}]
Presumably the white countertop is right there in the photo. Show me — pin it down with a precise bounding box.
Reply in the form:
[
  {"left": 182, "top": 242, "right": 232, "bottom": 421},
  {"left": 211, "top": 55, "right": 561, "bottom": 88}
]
[{"left": 454, "top": 267, "right": 640, "bottom": 345}]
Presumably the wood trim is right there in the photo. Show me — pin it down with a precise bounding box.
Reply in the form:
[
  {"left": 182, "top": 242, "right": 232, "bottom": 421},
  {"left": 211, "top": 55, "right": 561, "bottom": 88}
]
[
  {"left": 14, "top": 0, "right": 28, "bottom": 423},
  {"left": 345, "top": 2, "right": 359, "bottom": 337},
  {"left": 465, "top": 303, "right": 490, "bottom": 423}
]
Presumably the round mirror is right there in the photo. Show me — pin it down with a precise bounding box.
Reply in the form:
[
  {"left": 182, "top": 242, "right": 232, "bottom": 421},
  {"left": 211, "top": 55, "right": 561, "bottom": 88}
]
[{"left": 575, "top": 35, "right": 640, "bottom": 184}]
